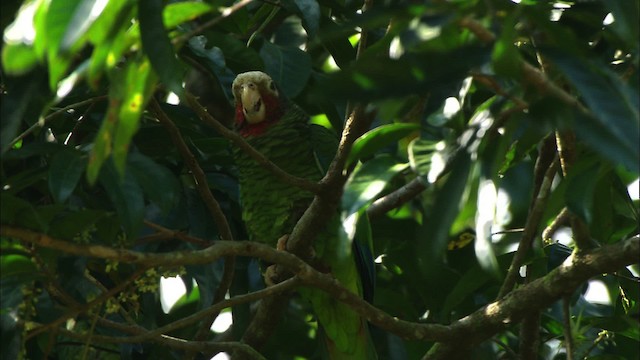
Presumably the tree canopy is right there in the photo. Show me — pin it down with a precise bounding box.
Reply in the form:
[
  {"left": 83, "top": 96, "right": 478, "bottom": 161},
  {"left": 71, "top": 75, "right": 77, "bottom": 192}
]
[{"left": 1, "top": 0, "right": 638, "bottom": 359}]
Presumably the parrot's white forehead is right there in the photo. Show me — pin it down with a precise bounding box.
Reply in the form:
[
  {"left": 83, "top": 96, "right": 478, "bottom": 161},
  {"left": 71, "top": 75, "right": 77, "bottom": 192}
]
[{"left": 232, "top": 71, "right": 277, "bottom": 100}]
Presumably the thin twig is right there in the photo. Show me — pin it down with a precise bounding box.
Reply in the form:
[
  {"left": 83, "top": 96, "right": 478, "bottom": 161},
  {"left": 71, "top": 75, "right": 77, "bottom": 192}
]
[
  {"left": 149, "top": 98, "right": 238, "bottom": 358},
  {"left": 556, "top": 131, "right": 594, "bottom": 250},
  {"left": 8, "top": 95, "right": 108, "bottom": 149},
  {"left": 25, "top": 267, "right": 148, "bottom": 340},
  {"left": 498, "top": 156, "right": 559, "bottom": 299},
  {"left": 542, "top": 207, "right": 571, "bottom": 244},
  {"left": 562, "top": 297, "right": 575, "bottom": 360},
  {"left": 150, "top": 98, "right": 234, "bottom": 242},
  {"left": 459, "top": 17, "right": 592, "bottom": 117}
]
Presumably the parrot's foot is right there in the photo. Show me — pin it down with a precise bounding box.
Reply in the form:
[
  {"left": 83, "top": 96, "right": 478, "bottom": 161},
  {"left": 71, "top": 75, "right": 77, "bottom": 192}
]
[
  {"left": 264, "top": 235, "right": 290, "bottom": 286},
  {"left": 276, "top": 234, "right": 289, "bottom": 251}
]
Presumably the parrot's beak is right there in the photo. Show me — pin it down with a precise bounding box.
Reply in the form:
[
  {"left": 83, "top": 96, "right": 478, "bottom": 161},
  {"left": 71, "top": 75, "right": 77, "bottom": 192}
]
[{"left": 240, "top": 83, "right": 265, "bottom": 124}]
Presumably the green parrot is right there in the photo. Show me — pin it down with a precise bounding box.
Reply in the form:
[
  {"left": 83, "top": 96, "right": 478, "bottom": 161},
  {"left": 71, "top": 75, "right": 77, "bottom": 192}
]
[{"left": 231, "top": 71, "right": 376, "bottom": 359}]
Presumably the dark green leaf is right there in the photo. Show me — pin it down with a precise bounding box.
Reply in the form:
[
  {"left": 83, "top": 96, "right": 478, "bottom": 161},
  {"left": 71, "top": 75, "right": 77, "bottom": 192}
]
[
  {"left": 98, "top": 161, "right": 144, "bottom": 239},
  {"left": 565, "top": 159, "right": 601, "bottom": 224},
  {"left": 128, "top": 152, "right": 179, "bottom": 212},
  {"left": 543, "top": 49, "right": 640, "bottom": 171},
  {"left": 417, "top": 152, "right": 471, "bottom": 273},
  {"left": 48, "top": 149, "right": 86, "bottom": 203},
  {"left": 260, "top": 41, "right": 312, "bottom": 98},
  {"left": 139, "top": 0, "right": 183, "bottom": 95}
]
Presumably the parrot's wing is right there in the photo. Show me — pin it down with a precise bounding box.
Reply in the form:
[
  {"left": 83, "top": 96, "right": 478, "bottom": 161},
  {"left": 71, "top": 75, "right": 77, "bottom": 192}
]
[{"left": 310, "top": 123, "right": 339, "bottom": 174}]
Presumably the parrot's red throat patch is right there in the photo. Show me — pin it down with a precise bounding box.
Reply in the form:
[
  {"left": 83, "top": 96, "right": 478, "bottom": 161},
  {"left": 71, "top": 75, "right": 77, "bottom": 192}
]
[{"left": 235, "top": 92, "right": 284, "bottom": 137}]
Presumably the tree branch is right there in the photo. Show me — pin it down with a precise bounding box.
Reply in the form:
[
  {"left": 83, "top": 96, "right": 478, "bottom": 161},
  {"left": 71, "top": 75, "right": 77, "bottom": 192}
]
[
  {"left": 149, "top": 98, "right": 238, "bottom": 354},
  {"left": 459, "top": 17, "right": 592, "bottom": 117},
  {"left": 498, "top": 156, "right": 559, "bottom": 299},
  {"left": 4, "top": 225, "right": 637, "bottom": 349}
]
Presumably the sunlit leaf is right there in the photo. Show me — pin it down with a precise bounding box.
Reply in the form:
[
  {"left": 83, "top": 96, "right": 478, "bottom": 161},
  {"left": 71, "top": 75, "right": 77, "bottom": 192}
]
[{"left": 348, "top": 123, "right": 419, "bottom": 166}]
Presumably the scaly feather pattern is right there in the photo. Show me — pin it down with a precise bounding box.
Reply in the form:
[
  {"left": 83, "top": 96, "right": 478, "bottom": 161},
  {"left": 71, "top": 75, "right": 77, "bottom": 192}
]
[{"left": 231, "top": 71, "right": 375, "bottom": 359}]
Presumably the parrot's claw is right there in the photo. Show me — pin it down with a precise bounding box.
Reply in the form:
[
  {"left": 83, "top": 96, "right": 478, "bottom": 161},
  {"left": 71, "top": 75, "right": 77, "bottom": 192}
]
[
  {"left": 264, "top": 265, "right": 279, "bottom": 287},
  {"left": 276, "top": 234, "right": 289, "bottom": 251},
  {"left": 264, "top": 235, "right": 289, "bottom": 286}
]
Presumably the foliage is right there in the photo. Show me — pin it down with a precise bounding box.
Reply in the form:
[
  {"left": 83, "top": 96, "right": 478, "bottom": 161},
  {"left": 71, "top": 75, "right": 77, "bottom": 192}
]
[{"left": 1, "top": 0, "right": 638, "bottom": 359}]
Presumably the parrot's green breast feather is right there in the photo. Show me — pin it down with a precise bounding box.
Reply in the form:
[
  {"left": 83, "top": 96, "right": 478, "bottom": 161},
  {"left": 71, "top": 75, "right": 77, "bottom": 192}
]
[{"left": 233, "top": 104, "right": 322, "bottom": 246}]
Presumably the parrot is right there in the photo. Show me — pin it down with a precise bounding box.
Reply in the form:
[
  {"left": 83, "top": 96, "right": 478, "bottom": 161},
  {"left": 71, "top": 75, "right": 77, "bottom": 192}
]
[{"left": 231, "top": 71, "right": 376, "bottom": 359}]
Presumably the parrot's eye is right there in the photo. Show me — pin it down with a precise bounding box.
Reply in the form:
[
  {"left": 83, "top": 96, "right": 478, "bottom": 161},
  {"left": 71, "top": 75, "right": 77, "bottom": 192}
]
[{"left": 269, "top": 81, "right": 276, "bottom": 91}]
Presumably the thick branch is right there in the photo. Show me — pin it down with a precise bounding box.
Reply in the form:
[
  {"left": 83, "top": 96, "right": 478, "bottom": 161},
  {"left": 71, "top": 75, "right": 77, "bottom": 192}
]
[
  {"left": 184, "top": 92, "right": 321, "bottom": 194},
  {"left": 3, "top": 226, "right": 637, "bottom": 346}
]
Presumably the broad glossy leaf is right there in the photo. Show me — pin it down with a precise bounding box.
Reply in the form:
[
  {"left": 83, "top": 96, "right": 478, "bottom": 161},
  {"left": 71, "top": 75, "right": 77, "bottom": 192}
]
[
  {"left": 260, "top": 41, "right": 312, "bottom": 98},
  {"left": 0, "top": 70, "right": 51, "bottom": 154},
  {"left": 348, "top": 123, "right": 420, "bottom": 166},
  {"left": 491, "top": 13, "right": 522, "bottom": 78},
  {"left": 60, "top": 0, "right": 108, "bottom": 52},
  {"left": 565, "top": 158, "right": 601, "bottom": 225},
  {"left": 139, "top": 0, "right": 183, "bottom": 95},
  {"left": 163, "top": 1, "right": 214, "bottom": 30},
  {"left": 1, "top": 43, "right": 38, "bottom": 76},
  {"left": 342, "top": 155, "right": 408, "bottom": 217},
  {"left": 292, "top": 0, "right": 320, "bottom": 38},
  {"left": 316, "top": 46, "right": 490, "bottom": 101},
  {"left": 417, "top": 151, "right": 471, "bottom": 273},
  {"left": 128, "top": 152, "right": 179, "bottom": 212},
  {"left": 408, "top": 138, "right": 439, "bottom": 181},
  {"left": 98, "top": 160, "right": 144, "bottom": 238},
  {"left": 43, "top": 0, "right": 84, "bottom": 89},
  {"left": 48, "top": 149, "right": 86, "bottom": 203},
  {"left": 604, "top": 1, "right": 639, "bottom": 52},
  {"left": 543, "top": 49, "right": 640, "bottom": 171}
]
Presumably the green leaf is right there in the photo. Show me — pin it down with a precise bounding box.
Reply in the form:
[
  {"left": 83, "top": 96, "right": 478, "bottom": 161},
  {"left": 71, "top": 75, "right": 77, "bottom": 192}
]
[
  {"left": 0, "top": 70, "right": 51, "bottom": 154},
  {"left": 1, "top": 43, "right": 39, "bottom": 76},
  {"left": 408, "top": 138, "right": 439, "bottom": 181},
  {"left": 88, "top": 57, "right": 156, "bottom": 183},
  {"left": 348, "top": 123, "right": 420, "bottom": 166},
  {"left": 417, "top": 152, "right": 471, "bottom": 273},
  {"left": 113, "top": 58, "right": 156, "bottom": 174},
  {"left": 260, "top": 41, "right": 312, "bottom": 98},
  {"left": 86, "top": 0, "right": 135, "bottom": 86},
  {"left": 491, "top": 13, "right": 522, "bottom": 78},
  {"left": 565, "top": 159, "right": 601, "bottom": 224},
  {"left": 60, "top": 0, "right": 108, "bottom": 52},
  {"left": 543, "top": 49, "right": 640, "bottom": 171},
  {"left": 128, "top": 152, "right": 179, "bottom": 212},
  {"left": 98, "top": 160, "right": 144, "bottom": 239},
  {"left": 48, "top": 150, "right": 86, "bottom": 203},
  {"left": 342, "top": 155, "right": 408, "bottom": 217},
  {"left": 43, "top": 0, "right": 83, "bottom": 89},
  {"left": 604, "top": 1, "right": 639, "bottom": 52},
  {"left": 139, "top": 0, "right": 184, "bottom": 96},
  {"left": 0, "top": 254, "right": 37, "bottom": 279},
  {"left": 290, "top": 0, "right": 320, "bottom": 38},
  {"left": 163, "top": 1, "right": 214, "bottom": 30}
]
